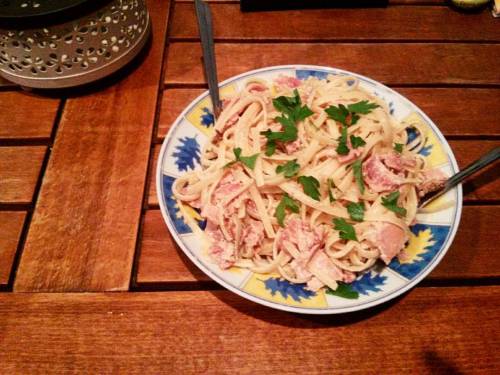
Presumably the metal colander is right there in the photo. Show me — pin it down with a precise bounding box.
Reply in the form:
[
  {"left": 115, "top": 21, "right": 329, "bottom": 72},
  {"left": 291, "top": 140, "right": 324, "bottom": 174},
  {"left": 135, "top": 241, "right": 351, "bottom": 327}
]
[{"left": 0, "top": 0, "right": 150, "bottom": 88}]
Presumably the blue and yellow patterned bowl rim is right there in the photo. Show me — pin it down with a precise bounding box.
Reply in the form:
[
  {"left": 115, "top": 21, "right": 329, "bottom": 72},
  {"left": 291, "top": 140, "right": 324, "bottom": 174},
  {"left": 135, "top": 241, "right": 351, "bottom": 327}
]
[{"left": 156, "top": 65, "right": 463, "bottom": 314}]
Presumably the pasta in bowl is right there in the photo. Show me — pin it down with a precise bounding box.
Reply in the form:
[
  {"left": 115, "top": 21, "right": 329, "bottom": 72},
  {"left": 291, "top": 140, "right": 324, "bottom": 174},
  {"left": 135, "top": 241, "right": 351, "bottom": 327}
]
[{"left": 157, "top": 66, "right": 461, "bottom": 314}]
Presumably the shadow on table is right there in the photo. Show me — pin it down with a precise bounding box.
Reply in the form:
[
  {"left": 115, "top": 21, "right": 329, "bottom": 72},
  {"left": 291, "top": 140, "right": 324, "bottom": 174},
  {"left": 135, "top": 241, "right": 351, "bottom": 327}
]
[
  {"left": 424, "top": 351, "right": 465, "bottom": 375},
  {"left": 462, "top": 163, "right": 499, "bottom": 201},
  {"left": 209, "top": 288, "right": 409, "bottom": 327}
]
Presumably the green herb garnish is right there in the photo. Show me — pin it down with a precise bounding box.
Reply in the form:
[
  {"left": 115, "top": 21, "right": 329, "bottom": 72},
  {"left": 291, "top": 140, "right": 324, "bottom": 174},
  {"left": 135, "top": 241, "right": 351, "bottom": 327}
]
[
  {"left": 328, "top": 178, "right": 336, "bottom": 203},
  {"left": 347, "top": 202, "right": 365, "bottom": 222},
  {"left": 381, "top": 191, "right": 407, "bottom": 217},
  {"left": 262, "top": 90, "right": 313, "bottom": 156},
  {"left": 352, "top": 159, "right": 365, "bottom": 194},
  {"left": 333, "top": 218, "right": 358, "bottom": 241},
  {"left": 326, "top": 283, "right": 359, "bottom": 299},
  {"left": 394, "top": 143, "right": 404, "bottom": 154},
  {"left": 276, "top": 159, "right": 300, "bottom": 178},
  {"left": 297, "top": 176, "right": 321, "bottom": 201},
  {"left": 275, "top": 193, "right": 300, "bottom": 227},
  {"left": 350, "top": 135, "right": 366, "bottom": 149},
  {"left": 225, "top": 147, "right": 259, "bottom": 170}
]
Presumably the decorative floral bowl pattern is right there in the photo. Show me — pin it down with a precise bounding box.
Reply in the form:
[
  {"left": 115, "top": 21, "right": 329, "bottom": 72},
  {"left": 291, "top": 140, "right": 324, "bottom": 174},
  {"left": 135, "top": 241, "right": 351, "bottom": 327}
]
[{"left": 156, "top": 65, "right": 462, "bottom": 314}]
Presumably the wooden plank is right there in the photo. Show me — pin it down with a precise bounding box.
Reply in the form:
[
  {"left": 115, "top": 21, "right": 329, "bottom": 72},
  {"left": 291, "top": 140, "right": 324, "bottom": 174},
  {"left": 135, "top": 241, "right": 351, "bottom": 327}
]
[
  {"left": 0, "top": 211, "right": 26, "bottom": 286},
  {"left": 148, "top": 140, "right": 500, "bottom": 207},
  {"left": 171, "top": 4, "right": 500, "bottom": 41},
  {"left": 0, "top": 146, "right": 46, "bottom": 204},
  {"left": 156, "top": 88, "right": 500, "bottom": 140},
  {"left": 0, "top": 93, "right": 59, "bottom": 140},
  {"left": 0, "top": 288, "right": 498, "bottom": 373},
  {"left": 136, "top": 206, "right": 500, "bottom": 286},
  {"left": 397, "top": 88, "right": 500, "bottom": 136},
  {"left": 450, "top": 140, "right": 500, "bottom": 202},
  {"left": 157, "top": 88, "right": 205, "bottom": 141},
  {"left": 164, "top": 43, "right": 500, "bottom": 86},
  {"left": 13, "top": 0, "right": 171, "bottom": 293},
  {"left": 136, "top": 209, "right": 209, "bottom": 284}
]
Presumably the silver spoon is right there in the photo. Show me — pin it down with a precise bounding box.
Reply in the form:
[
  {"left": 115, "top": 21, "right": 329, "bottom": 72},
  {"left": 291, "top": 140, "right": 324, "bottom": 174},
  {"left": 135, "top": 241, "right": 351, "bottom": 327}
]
[
  {"left": 419, "top": 147, "right": 500, "bottom": 207},
  {"left": 194, "top": 0, "right": 222, "bottom": 120}
]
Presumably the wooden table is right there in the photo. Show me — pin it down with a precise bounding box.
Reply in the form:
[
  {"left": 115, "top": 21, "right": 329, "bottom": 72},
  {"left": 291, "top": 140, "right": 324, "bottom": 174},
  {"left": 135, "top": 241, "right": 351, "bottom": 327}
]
[{"left": 1, "top": 0, "right": 499, "bottom": 372}]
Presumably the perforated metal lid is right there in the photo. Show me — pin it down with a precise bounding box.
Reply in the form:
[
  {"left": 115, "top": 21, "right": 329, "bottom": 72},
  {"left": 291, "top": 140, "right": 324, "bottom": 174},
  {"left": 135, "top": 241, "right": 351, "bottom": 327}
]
[{"left": 0, "top": 0, "right": 150, "bottom": 88}]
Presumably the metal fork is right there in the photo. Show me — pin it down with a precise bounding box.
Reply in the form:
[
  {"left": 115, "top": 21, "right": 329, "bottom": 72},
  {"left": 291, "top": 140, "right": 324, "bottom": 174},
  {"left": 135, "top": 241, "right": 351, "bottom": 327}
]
[
  {"left": 419, "top": 147, "right": 500, "bottom": 207},
  {"left": 194, "top": 0, "right": 222, "bottom": 120}
]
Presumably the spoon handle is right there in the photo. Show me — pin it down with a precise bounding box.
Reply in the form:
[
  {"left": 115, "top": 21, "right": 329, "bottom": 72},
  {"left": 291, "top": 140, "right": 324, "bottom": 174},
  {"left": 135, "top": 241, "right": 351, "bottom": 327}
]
[{"left": 194, "top": 0, "right": 221, "bottom": 119}]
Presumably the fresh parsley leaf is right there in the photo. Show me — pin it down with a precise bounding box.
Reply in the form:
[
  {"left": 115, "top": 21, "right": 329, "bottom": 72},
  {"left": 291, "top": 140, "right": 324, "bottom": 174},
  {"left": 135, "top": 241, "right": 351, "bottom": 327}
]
[
  {"left": 297, "top": 176, "right": 321, "bottom": 201},
  {"left": 325, "top": 100, "right": 378, "bottom": 127},
  {"left": 347, "top": 202, "right": 365, "bottom": 222},
  {"left": 239, "top": 153, "right": 259, "bottom": 170},
  {"left": 350, "top": 135, "right": 366, "bottom": 149},
  {"left": 328, "top": 178, "right": 336, "bottom": 203},
  {"left": 325, "top": 283, "right": 359, "bottom": 299},
  {"left": 381, "top": 191, "right": 407, "bottom": 217},
  {"left": 264, "top": 90, "right": 314, "bottom": 155},
  {"left": 333, "top": 218, "right": 358, "bottom": 241},
  {"left": 325, "top": 104, "right": 349, "bottom": 125},
  {"left": 294, "top": 105, "right": 314, "bottom": 122},
  {"left": 276, "top": 159, "right": 300, "bottom": 178},
  {"left": 350, "top": 113, "right": 360, "bottom": 125},
  {"left": 272, "top": 89, "right": 302, "bottom": 115},
  {"left": 394, "top": 143, "right": 404, "bottom": 154},
  {"left": 225, "top": 147, "right": 259, "bottom": 170},
  {"left": 265, "top": 140, "right": 276, "bottom": 156},
  {"left": 352, "top": 159, "right": 365, "bottom": 194},
  {"left": 347, "top": 100, "right": 379, "bottom": 114},
  {"left": 262, "top": 115, "right": 298, "bottom": 142},
  {"left": 336, "top": 125, "right": 349, "bottom": 155},
  {"left": 272, "top": 89, "right": 313, "bottom": 123},
  {"left": 275, "top": 193, "right": 300, "bottom": 227}
]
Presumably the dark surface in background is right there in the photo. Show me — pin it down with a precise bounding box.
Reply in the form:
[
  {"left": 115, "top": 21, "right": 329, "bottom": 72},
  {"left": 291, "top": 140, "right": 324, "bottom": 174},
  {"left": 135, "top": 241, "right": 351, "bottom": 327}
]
[{"left": 241, "top": 0, "right": 389, "bottom": 12}]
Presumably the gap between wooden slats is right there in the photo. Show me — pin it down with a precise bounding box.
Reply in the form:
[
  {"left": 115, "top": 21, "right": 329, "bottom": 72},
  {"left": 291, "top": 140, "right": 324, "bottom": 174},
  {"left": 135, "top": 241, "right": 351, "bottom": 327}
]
[
  {"left": 170, "top": 3, "right": 500, "bottom": 42},
  {"left": 164, "top": 43, "right": 500, "bottom": 86},
  {"left": 0, "top": 211, "right": 26, "bottom": 288}
]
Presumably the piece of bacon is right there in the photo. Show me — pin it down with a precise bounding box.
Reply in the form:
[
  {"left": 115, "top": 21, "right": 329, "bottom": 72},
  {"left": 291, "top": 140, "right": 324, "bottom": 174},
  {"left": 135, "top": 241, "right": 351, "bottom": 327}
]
[
  {"left": 241, "top": 218, "right": 265, "bottom": 250},
  {"left": 417, "top": 169, "right": 447, "bottom": 198},
  {"left": 364, "top": 222, "right": 408, "bottom": 264},
  {"left": 205, "top": 221, "right": 235, "bottom": 269},
  {"left": 362, "top": 154, "right": 406, "bottom": 192},
  {"left": 274, "top": 75, "right": 301, "bottom": 88}
]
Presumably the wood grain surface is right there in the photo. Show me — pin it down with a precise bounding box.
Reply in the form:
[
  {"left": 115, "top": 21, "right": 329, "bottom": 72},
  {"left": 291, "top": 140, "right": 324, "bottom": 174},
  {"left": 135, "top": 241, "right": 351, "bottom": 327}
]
[
  {"left": 13, "top": 0, "right": 170, "bottom": 292},
  {"left": 171, "top": 4, "right": 500, "bottom": 41},
  {"left": 165, "top": 43, "right": 500, "bottom": 86},
  {"left": 156, "top": 88, "right": 500, "bottom": 140},
  {"left": 0, "top": 288, "right": 498, "bottom": 373},
  {"left": 0, "top": 93, "right": 59, "bottom": 140},
  {"left": 136, "top": 206, "right": 500, "bottom": 286},
  {"left": 0, "top": 146, "right": 46, "bottom": 204},
  {"left": 0, "top": 211, "right": 26, "bottom": 286}
]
